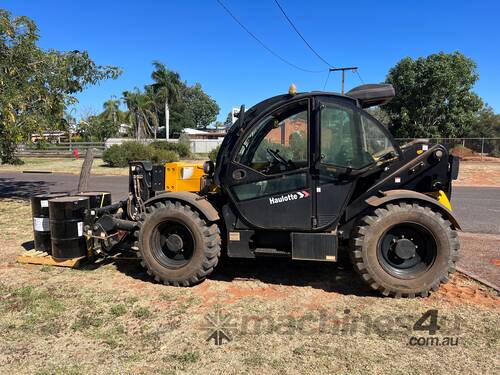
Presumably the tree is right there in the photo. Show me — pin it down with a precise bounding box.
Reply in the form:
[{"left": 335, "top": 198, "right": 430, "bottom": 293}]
[
  {"left": 467, "top": 105, "right": 500, "bottom": 138},
  {"left": 101, "top": 97, "right": 121, "bottom": 126},
  {"left": 151, "top": 61, "right": 181, "bottom": 139},
  {"left": 123, "top": 89, "right": 156, "bottom": 139},
  {"left": 223, "top": 111, "right": 233, "bottom": 127},
  {"left": 182, "top": 83, "right": 219, "bottom": 129},
  {"left": 0, "top": 10, "right": 121, "bottom": 163},
  {"left": 383, "top": 52, "right": 483, "bottom": 138},
  {"left": 121, "top": 62, "right": 220, "bottom": 139},
  {"left": 366, "top": 107, "right": 391, "bottom": 128}
]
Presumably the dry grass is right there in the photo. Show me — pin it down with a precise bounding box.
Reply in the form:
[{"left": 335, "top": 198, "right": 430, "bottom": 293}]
[
  {"left": 0, "top": 157, "right": 129, "bottom": 176},
  {"left": 0, "top": 157, "right": 208, "bottom": 176},
  {"left": 0, "top": 200, "right": 499, "bottom": 374}
]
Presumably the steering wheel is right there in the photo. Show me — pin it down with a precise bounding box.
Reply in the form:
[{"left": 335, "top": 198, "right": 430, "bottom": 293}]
[{"left": 266, "top": 148, "right": 288, "bottom": 166}]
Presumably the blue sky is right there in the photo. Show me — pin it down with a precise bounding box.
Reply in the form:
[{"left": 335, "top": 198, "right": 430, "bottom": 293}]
[{"left": 3, "top": 0, "right": 500, "bottom": 122}]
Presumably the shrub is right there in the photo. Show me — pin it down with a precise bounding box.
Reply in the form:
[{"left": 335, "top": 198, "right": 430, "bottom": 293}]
[
  {"left": 208, "top": 145, "right": 220, "bottom": 163},
  {"left": 103, "top": 141, "right": 180, "bottom": 167},
  {"left": 150, "top": 149, "right": 179, "bottom": 163},
  {"left": 103, "top": 142, "right": 152, "bottom": 167},
  {"left": 150, "top": 140, "right": 191, "bottom": 158}
]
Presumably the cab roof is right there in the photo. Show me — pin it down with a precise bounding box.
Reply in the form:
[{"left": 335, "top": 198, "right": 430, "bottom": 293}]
[{"left": 239, "top": 84, "right": 394, "bottom": 127}]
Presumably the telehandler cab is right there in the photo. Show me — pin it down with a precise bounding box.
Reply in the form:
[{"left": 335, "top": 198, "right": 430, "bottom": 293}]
[{"left": 85, "top": 84, "right": 460, "bottom": 298}]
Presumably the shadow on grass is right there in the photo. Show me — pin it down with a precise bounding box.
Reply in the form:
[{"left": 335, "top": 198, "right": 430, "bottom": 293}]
[
  {"left": 21, "top": 241, "right": 35, "bottom": 251},
  {"left": 106, "top": 252, "right": 375, "bottom": 297},
  {"left": 0, "top": 178, "right": 54, "bottom": 200}
]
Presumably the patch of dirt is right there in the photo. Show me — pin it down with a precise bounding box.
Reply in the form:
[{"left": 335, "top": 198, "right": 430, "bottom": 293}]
[
  {"left": 490, "top": 258, "right": 500, "bottom": 266},
  {"left": 430, "top": 274, "right": 499, "bottom": 308},
  {"left": 461, "top": 156, "right": 500, "bottom": 163},
  {"left": 454, "top": 161, "right": 500, "bottom": 187}
]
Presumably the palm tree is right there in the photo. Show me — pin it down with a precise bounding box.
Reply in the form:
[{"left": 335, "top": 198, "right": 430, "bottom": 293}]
[
  {"left": 123, "top": 89, "right": 143, "bottom": 139},
  {"left": 102, "top": 96, "right": 120, "bottom": 125},
  {"left": 151, "top": 61, "right": 181, "bottom": 139},
  {"left": 123, "top": 88, "right": 158, "bottom": 139}
]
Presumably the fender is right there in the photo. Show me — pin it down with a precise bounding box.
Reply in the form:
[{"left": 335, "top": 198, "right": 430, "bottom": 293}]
[
  {"left": 145, "top": 192, "right": 220, "bottom": 222},
  {"left": 365, "top": 189, "right": 461, "bottom": 229}
]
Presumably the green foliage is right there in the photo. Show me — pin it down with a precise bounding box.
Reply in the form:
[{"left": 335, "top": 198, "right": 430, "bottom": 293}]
[
  {"left": 109, "top": 304, "right": 127, "bottom": 317},
  {"left": 224, "top": 111, "right": 233, "bottom": 127},
  {"left": 0, "top": 9, "right": 121, "bottom": 163},
  {"left": 182, "top": 83, "right": 220, "bottom": 129},
  {"left": 123, "top": 61, "right": 220, "bottom": 139},
  {"left": 150, "top": 148, "right": 179, "bottom": 164},
  {"left": 150, "top": 140, "right": 191, "bottom": 158},
  {"left": 103, "top": 141, "right": 179, "bottom": 167},
  {"left": 103, "top": 142, "right": 151, "bottom": 167},
  {"left": 77, "top": 116, "right": 119, "bottom": 142},
  {"left": 467, "top": 105, "right": 500, "bottom": 138},
  {"left": 383, "top": 52, "right": 483, "bottom": 138},
  {"left": 208, "top": 145, "right": 220, "bottom": 162}
]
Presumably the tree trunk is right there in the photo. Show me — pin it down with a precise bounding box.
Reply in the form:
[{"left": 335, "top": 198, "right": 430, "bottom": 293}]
[
  {"left": 78, "top": 148, "right": 94, "bottom": 193},
  {"left": 165, "top": 100, "right": 170, "bottom": 140}
]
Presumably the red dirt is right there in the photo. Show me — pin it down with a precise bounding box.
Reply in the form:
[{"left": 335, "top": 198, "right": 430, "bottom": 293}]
[
  {"left": 461, "top": 156, "right": 500, "bottom": 163},
  {"left": 490, "top": 258, "right": 500, "bottom": 267},
  {"left": 429, "top": 275, "right": 499, "bottom": 309},
  {"left": 193, "top": 281, "right": 289, "bottom": 307}
]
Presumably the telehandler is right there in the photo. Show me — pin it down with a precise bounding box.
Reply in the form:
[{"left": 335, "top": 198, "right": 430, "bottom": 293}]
[{"left": 85, "top": 84, "right": 460, "bottom": 298}]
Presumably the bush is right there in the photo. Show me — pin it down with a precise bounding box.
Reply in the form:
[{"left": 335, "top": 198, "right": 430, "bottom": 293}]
[
  {"left": 150, "top": 140, "right": 191, "bottom": 158},
  {"left": 208, "top": 145, "right": 220, "bottom": 163},
  {"left": 151, "top": 149, "right": 179, "bottom": 163},
  {"left": 103, "top": 142, "right": 152, "bottom": 167},
  {"left": 103, "top": 141, "right": 179, "bottom": 167}
]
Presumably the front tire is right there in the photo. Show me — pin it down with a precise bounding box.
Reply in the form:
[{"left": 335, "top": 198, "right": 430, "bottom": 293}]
[
  {"left": 138, "top": 201, "right": 221, "bottom": 286},
  {"left": 350, "top": 202, "right": 460, "bottom": 297}
]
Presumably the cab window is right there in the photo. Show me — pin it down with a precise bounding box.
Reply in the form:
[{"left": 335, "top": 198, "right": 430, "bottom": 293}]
[
  {"left": 236, "top": 101, "right": 308, "bottom": 175},
  {"left": 320, "top": 102, "right": 395, "bottom": 169}
]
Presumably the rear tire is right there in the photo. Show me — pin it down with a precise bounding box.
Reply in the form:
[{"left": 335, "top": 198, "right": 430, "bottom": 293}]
[
  {"left": 350, "top": 202, "right": 459, "bottom": 297},
  {"left": 138, "top": 201, "right": 221, "bottom": 286}
]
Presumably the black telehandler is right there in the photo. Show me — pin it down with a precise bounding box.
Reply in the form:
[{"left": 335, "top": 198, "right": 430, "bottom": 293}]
[{"left": 85, "top": 83, "right": 460, "bottom": 298}]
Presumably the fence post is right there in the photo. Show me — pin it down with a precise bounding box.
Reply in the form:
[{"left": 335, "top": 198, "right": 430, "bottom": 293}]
[{"left": 481, "top": 138, "right": 484, "bottom": 161}]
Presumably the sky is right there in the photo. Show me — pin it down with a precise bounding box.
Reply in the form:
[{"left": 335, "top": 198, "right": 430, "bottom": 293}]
[{"left": 3, "top": 0, "right": 500, "bottom": 122}]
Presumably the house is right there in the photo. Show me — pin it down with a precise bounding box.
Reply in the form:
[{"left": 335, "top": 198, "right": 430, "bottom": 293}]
[{"left": 182, "top": 128, "right": 226, "bottom": 140}]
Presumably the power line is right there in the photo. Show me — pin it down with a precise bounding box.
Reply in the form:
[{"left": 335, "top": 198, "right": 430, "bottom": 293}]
[
  {"left": 215, "top": 0, "right": 325, "bottom": 73},
  {"left": 355, "top": 69, "right": 365, "bottom": 84},
  {"left": 273, "top": 0, "right": 334, "bottom": 68},
  {"left": 323, "top": 70, "right": 331, "bottom": 90}
]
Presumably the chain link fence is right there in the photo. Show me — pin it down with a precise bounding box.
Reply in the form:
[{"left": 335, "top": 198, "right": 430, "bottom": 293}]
[{"left": 395, "top": 138, "right": 500, "bottom": 158}]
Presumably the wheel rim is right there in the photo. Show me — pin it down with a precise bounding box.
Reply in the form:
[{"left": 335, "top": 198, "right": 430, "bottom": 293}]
[
  {"left": 150, "top": 220, "right": 195, "bottom": 269},
  {"left": 377, "top": 222, "right": 437, "bottom": 279}
]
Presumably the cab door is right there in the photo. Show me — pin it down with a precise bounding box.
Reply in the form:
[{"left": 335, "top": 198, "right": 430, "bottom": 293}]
[
  {"left": 313, "top": 97, "right": 397, "bottom": 229},
  {"left": 220, "top": 99, "right": 313, "bottom": 230}
]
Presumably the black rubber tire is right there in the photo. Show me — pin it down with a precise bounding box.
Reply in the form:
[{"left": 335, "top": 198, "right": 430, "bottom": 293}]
[
  {"left": 350, "top": 202, "right": 460, "bottom": 298},
  {"left": 138, "top": 201, "right": 221, "bottom": 286}
]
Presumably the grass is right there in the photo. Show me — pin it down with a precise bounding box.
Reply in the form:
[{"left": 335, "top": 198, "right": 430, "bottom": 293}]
[
  {"left": 0, "top": 157, "right": 129, "bottom": 175},
  {"left": 0, "top": 156, "right": 210, "bottom": 176},
  {"left": 0, "top": 199, "right": 498, "bottom": 374}
]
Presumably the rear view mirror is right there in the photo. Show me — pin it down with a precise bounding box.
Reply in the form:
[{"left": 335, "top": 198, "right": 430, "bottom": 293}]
[{"left": 203, "top": 160, "right": 215, "bottom": 175}]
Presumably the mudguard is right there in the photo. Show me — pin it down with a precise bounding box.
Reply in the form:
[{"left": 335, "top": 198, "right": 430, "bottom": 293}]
[
  {"left": 365, "top": 189, "right": 461, "bottom": 229},
  {"left": 145, "top": 192, "right": 220, "bottom": 222}
]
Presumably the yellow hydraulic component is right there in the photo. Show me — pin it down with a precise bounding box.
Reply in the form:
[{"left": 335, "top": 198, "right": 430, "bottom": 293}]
[
  {"left": 428, "top": 190, "right": 452, "bottom": 211},
  {"left": 437, "top": 190, "right": 452, "bottom": 211},
  {"left": 164, "top": 162, "right": 205, "bottom": 192}
]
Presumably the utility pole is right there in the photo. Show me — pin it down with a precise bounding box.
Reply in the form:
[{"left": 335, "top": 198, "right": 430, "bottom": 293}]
[{"left": 329, "top": 67, "right": 358, "bottom": 94}]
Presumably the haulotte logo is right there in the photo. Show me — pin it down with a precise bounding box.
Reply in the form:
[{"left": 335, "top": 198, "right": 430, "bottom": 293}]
[{"left": 269, "top": 190, "right": 310, "bottom": 205}]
